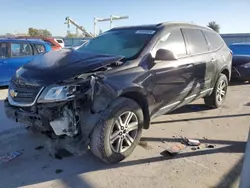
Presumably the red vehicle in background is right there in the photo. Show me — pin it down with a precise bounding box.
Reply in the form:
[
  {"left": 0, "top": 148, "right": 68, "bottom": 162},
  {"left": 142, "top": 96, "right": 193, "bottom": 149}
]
[{"left": 15, "top": 36, "right": 62, "bottom": 51}]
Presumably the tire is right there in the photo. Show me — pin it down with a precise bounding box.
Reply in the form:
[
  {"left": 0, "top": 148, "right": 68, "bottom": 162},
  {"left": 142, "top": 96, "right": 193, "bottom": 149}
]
[
  {"left": 204, "top": 73, "right": 228, "bottom": 108},
  {"left": 90, "top": 97, "right": 143, "bottom": 164}
]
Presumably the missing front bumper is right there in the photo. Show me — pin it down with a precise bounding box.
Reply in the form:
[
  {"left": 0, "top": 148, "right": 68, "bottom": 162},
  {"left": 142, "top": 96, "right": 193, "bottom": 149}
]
[{"left": 4, "top": 99, "right": 49, "bottom": 132}]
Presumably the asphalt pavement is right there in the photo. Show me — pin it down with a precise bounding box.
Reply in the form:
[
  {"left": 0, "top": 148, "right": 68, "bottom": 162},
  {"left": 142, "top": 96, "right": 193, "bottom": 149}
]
[{"left": 0, "top": 82, "right": 249, "bottom": 188}]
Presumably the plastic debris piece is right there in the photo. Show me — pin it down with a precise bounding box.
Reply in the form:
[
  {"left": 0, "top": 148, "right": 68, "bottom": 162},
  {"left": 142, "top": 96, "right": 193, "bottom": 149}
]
[
  {"left": 55, "top": 169, "right": 63, "bottom": 174},
  {"left": 35, "top": 146, "right": 44, "bottom": 150},
  {"left": 187, "top": 139, "right": 200, "bottom": 146},
  {"left": 207, "top": 145, "right": 215, "bottom": 148},
  {"left": 0, "top": 151, "right": 23, "bottom": 163},
  {"left": 161, "top": 143, "right": 186, "bottom": 156},
  {"left": 181, "top": 137, "right": 200, "bottom": 146}
]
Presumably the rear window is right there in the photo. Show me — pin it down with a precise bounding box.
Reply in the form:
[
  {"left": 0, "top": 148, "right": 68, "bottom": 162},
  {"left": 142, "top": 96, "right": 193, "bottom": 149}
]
[
  {"left": 203, "top": 31, "right": 223, "bottom": 51},
  {"left": 229, "top": 44, "right": 250, "bottom": 55},
  {"left": 0, "top": 43, "right": 7, "bottom": 58}
]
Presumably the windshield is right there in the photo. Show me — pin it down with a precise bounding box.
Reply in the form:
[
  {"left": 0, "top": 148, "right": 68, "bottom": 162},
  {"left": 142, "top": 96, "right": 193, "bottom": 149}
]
[
  {"left": 229, "top": 44, "right": 250, "bottom": 55},
  {"left": 78, "top": 29, "right": 156, "bottom": 59}
]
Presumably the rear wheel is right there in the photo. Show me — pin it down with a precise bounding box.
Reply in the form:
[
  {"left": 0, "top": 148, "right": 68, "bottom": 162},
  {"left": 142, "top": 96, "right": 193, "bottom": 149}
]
[
  {"left": 204, "top": 74, "right": 228, "bottom": 108},
  {"left": 90, "top": 97, "right": 143, "bottom": 164}
]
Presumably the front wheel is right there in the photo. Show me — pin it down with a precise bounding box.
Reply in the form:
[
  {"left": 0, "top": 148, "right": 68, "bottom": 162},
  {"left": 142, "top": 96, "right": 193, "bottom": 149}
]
[
  {"left": 90, "top": 97, "right": 143, "bottom": 164},
  {"left": 204, "top": 73, "right": 228, "bottom": 108}
]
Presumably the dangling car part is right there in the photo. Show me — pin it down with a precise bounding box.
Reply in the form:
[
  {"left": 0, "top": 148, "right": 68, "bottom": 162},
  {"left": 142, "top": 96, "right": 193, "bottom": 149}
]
[{"left": 5, "top": 22, "right": 232, "bottom": 164}]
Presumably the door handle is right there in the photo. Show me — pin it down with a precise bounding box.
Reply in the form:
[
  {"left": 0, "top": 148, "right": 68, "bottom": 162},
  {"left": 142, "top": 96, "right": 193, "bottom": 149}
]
[
  {"left": 211, "top": 58, "right": 216, "bottom": 63},
  {"left": 183, "top": 63, "right": 194, "bottom": 68},
  {"left": 179, "top": 63, "right": 194, "bottom": 68}
]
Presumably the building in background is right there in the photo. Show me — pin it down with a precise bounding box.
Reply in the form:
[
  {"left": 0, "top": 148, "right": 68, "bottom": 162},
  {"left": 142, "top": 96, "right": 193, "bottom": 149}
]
[{"left": 221, "top": 33, "right": 250, "bottom": 46}]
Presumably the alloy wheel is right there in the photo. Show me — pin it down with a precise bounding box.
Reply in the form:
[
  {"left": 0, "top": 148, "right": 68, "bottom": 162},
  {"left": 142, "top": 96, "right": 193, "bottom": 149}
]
[
  {"left": 110, "top": 111, "right": 138, "bottom": 153},
  {"left": 216, "top": 80, "right": 227, "bottom": 103}
]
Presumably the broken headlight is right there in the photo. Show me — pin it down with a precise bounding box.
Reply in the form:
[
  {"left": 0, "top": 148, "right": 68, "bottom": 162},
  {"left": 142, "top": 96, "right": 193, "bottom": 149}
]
[{"left": 37, "top": 85, "right": 77, "bottom": 103}]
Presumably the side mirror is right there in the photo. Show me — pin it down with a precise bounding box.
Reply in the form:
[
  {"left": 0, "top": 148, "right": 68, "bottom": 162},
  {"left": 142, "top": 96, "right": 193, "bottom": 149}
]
[{"left": 155, "top": 49, "right": 177, "bottom": 61}]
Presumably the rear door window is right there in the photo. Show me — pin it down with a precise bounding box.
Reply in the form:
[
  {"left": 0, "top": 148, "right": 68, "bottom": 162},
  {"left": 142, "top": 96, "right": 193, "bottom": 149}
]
[
  {"left": 11, "top": 43, "right": 33, "bottom": 57},
  {"left": 182, "top": 28, "right": 209, "bottom": 55},
  {"left": 153, "top": 29, "right": 187, "bottom": 58},
  {"left": 0, "top": 43, "right": 8, "bottom": 58},
  {"left": 203, "top": 31, "right": 223, "bottom": 51}
]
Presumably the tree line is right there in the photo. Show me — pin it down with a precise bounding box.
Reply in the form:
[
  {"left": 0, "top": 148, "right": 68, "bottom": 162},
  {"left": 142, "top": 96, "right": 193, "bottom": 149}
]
[{"left": 9, "top": 22, "right": 219, "bottom": 38}]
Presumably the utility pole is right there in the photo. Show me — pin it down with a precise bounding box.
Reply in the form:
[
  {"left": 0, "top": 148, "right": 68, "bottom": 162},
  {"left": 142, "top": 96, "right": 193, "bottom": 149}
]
[
  {"left": 93, "top": 15, "right": 129, "bottom": 36},
  {"left": 64, "top": 17, "right": 94, "bottom": 37}
]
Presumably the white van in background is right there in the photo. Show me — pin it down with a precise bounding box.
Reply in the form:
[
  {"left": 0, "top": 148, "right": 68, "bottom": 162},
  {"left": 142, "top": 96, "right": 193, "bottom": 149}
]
[{"left": 55, "top": 38, "right": 65, "bottom": 48}]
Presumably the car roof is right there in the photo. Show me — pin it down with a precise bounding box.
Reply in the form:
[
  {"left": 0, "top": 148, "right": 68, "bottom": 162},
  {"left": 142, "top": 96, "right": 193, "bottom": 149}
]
[
  {"left": 0, "top": 38, "right": 47, "bottom": 44},
  {"left": 110, "top": 22, "right": 213, "bottom": 32}
]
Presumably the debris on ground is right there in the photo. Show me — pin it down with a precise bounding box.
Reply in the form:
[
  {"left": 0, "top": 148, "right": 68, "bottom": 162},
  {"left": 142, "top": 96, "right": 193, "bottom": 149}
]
[
  {"left": 191, "top": 147, "right": 197, "bottom": 151},
  {"left": 191, "top": 146, "right": 200, "bottom": 151},
  {"left": 35, "top": 145, "right": 44, "bottom": 150},
  {"left": 0, "top": 151, "right": 23, "bottom": 163},
  {"left": 202, "top": 137, "right": 208, "bottom": 140},
  {"left": 54, "top": 153, "right": 63, "bottom": 160},
  {"left": 161, "top": 143, "right": 186, "bottom": 156},
  {"left": 139, "top": 141, "right": 153, "bottom": 150},
  {"left": 57, "top": 149, "right": 73, "bottom": 158},
  {"left": 206, "top": 144, "right": 215, "bottom": 148},
  {"left": 181, "top": 137, "right": 200, "bottom": 146},
  {"left": 55, "top": 169, "right": 63, "bottom": 174}
]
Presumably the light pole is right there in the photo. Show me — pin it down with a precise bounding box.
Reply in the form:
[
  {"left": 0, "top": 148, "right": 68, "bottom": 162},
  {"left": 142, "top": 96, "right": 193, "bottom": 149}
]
[{"left": 93, "top": 15, "right": 129, "bottom": 36}]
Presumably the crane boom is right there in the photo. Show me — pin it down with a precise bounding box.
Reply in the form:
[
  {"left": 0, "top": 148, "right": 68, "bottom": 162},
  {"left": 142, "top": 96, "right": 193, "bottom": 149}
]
[{"left": 65, "top": 17, "right": 94, "bottom": 37}]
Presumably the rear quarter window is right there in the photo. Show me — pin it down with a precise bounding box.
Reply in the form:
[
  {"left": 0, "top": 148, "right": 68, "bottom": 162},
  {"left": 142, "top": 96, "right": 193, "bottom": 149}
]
[
  {"left": 203, "top": 31, "right": 223, "bottom": 51},
  {"left": 44, "top": 40, "right": 55, "bottom": 47},
  {"left": 34, "top": 44, "right": 46, "bottom": 54}
]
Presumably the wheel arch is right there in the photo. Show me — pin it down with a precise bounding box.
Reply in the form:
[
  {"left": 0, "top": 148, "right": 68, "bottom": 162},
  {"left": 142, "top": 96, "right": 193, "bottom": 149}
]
[
  {"left": 221, "top": 67, "right": 230, "bottom": 82},
  {"left": 120, "top": 88, "right": 151, "bottom": 130}
]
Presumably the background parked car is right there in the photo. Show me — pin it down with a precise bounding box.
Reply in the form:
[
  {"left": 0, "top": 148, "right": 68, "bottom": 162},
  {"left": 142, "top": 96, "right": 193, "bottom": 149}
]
[
  {"left": 15, "top": 36, "right": 62, "bottom": 51},
  {"left": 229, "top": 43, "right": 250, "bottom": 82},
  {"left": 55, "top": 38, "right": 65, "bottom": 48},
  {"left": 0, "top": 38, "right": 51, "bottom": 86}
]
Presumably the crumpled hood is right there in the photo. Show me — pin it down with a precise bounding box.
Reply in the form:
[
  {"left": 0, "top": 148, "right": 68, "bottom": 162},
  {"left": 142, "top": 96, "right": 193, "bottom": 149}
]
[
  {"left": 232, "top": 55, "right": 250, "bottom": 67},
  {"left": 16, "top": 49, "right": 123, "bottom": 86}
]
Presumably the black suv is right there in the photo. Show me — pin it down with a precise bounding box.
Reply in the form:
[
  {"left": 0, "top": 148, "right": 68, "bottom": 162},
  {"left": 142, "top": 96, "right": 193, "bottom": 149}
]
[{"left": 5, "top": 22, "right": 232, "bottom": 164}]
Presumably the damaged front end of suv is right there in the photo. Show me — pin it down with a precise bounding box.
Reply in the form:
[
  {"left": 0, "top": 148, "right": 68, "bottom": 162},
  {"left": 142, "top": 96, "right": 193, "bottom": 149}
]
[
  {"left": 4, "top": 27, "right": 160, "bottom": 164},
  {"left": 5, "top": 49, "right": 125, "bottom": 158}
]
